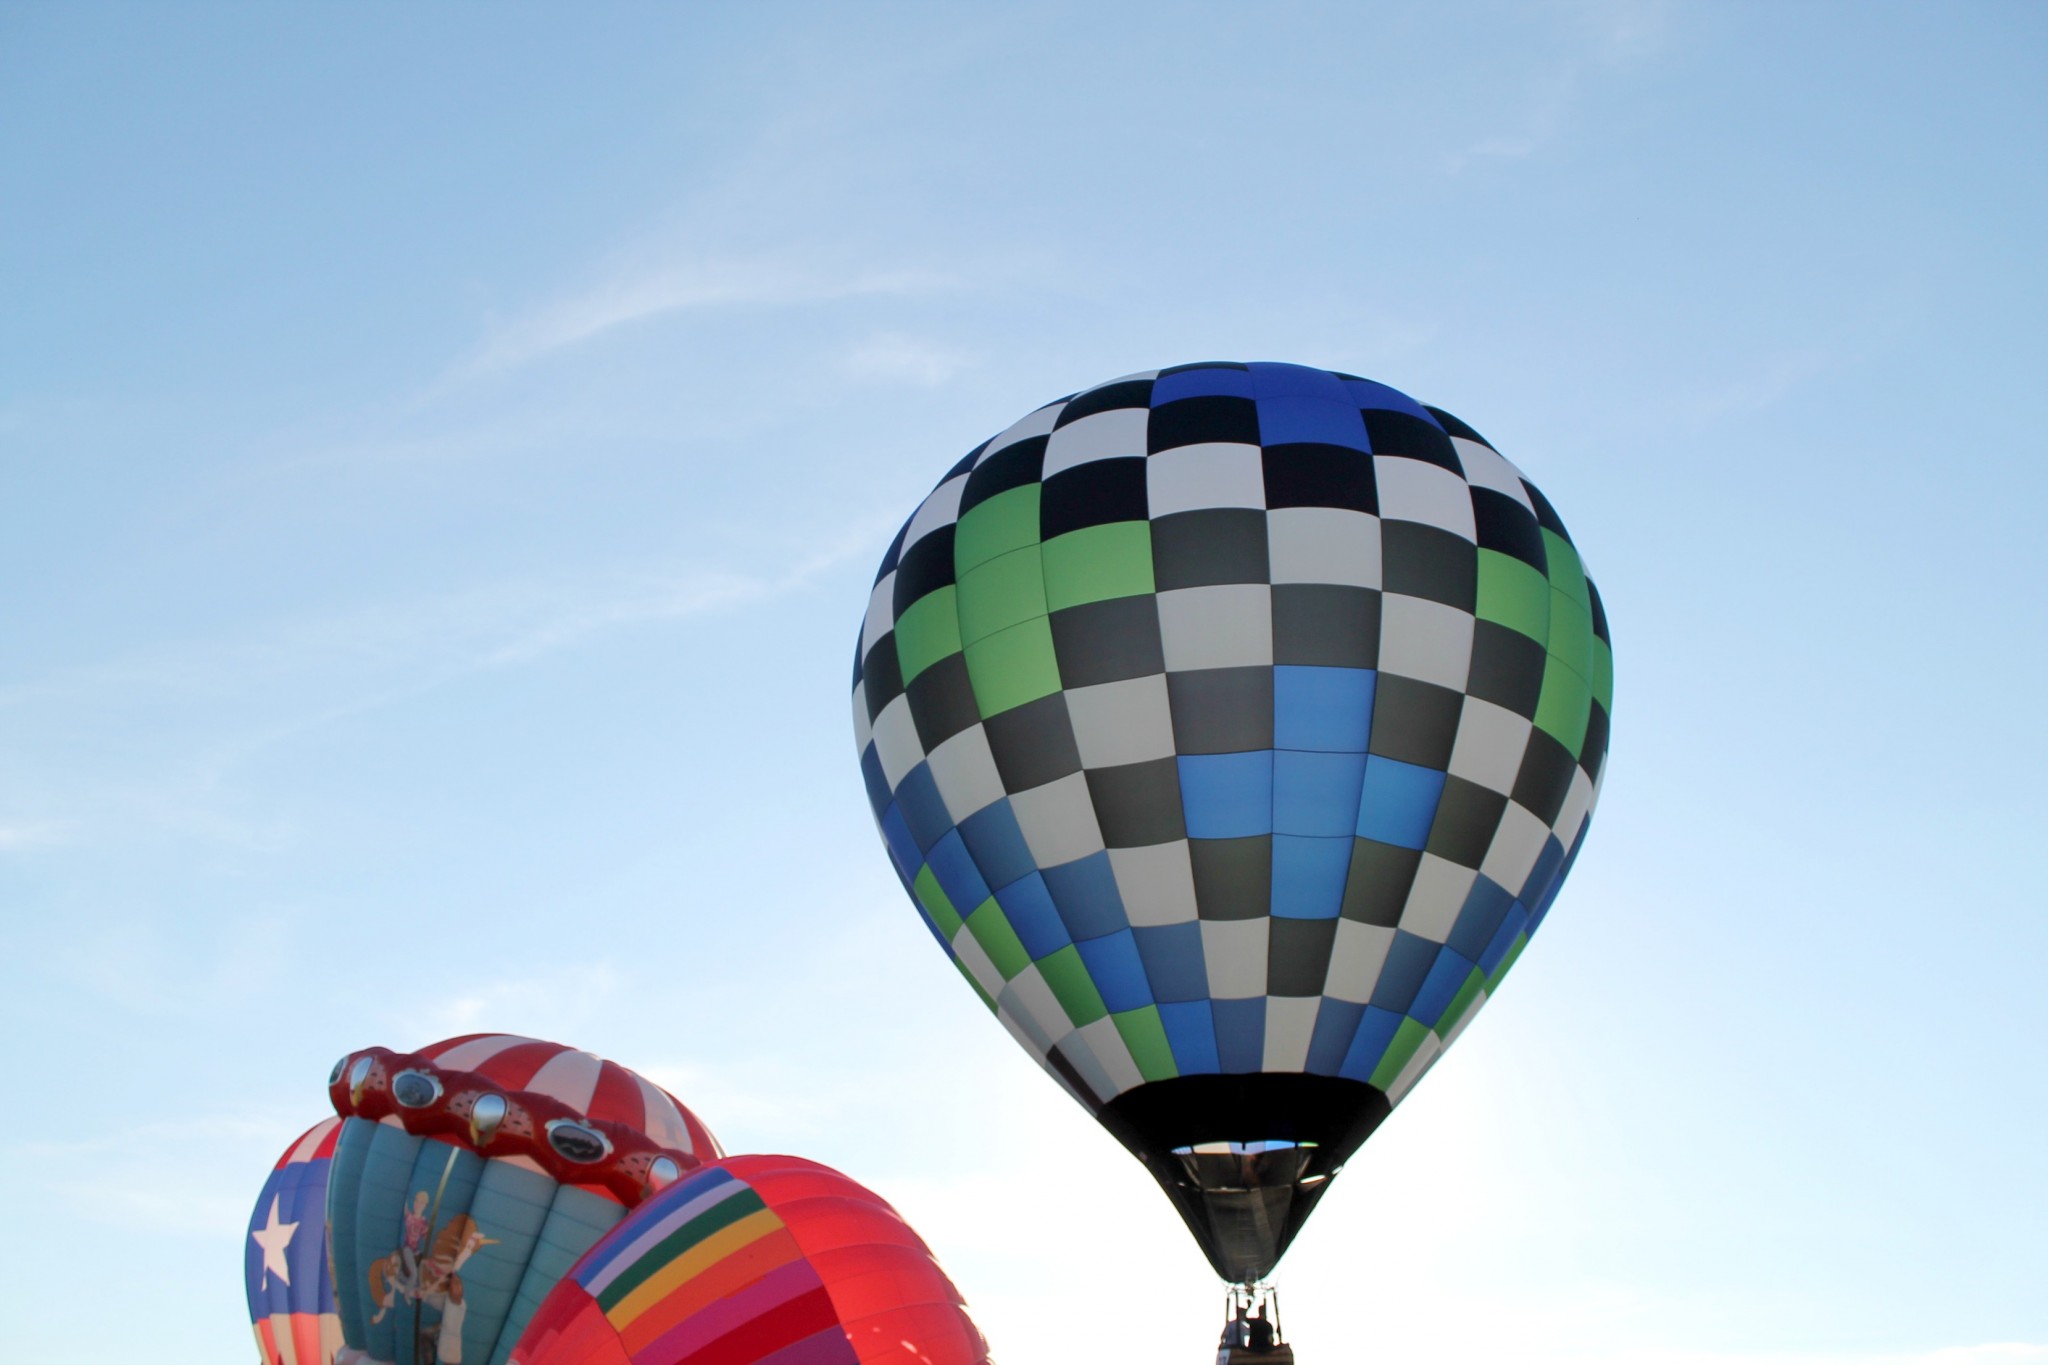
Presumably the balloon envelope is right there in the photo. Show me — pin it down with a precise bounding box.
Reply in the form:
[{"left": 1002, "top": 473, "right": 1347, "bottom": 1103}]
[
  {"left": 247, "top": 1118, "right": 345, "bottom": 1365},
  {"left": 850, "top": 362, "right": 1610, "bottom": 1281},
  {"left": 507, "top": 1154, "right": 990, "bottom": 1365},
  {"left": 325, "top": 1034, "right": 721, "bottom": 1365}
]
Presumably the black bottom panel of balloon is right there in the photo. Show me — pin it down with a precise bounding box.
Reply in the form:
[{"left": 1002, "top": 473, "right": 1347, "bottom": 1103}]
[
  {"left": 1096, "top": 1074, "right": 1391, "bottom": 1284},
  {"left": 1097, "top": 1073, "right": 1391, "bottom": 1165}
]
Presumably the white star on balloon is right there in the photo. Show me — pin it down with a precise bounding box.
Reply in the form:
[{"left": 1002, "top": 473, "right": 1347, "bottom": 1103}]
[{"left": 250, "top": 1195, "right": 298, "bottom": 1288}]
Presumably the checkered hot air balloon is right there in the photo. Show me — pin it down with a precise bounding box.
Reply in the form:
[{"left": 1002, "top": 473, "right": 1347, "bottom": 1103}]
[
  {"left": 247, "top": 1118, "right": 345, "bottom": 1365},
  {"left": 325, "top": 1034, "right": 722, "bottom": 1365},
  {"left": 851, "top": 362, "right": 1611, "bottom": 1287},
  {"left": 506, "top": 1155, "right": 990, "bottom": 1365}
]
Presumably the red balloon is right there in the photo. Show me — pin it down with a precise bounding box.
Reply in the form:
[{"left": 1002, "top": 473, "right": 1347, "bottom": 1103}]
[{"left": 508, "top": 1154, "right": 991, "bottom": 1365}]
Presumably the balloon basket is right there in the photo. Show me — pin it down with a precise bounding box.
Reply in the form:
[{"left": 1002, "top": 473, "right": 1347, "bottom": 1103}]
[{"left": 1216, "top": 1282, "right": 1294, "bottom": 1364}]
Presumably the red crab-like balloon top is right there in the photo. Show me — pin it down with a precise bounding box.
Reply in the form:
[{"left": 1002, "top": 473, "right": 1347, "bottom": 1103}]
[{"left": 328, "top": 1033, "right": 722, "bottom": 1207}]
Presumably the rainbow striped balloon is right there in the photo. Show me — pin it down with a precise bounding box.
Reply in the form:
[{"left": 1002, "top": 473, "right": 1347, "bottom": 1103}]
[{"left": 508, "top": 1155, "right": 989, "bottom": 1365}]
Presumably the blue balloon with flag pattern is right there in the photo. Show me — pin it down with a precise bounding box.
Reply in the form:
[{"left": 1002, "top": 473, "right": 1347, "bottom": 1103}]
[{"left": 247, "top": 1117, "right": 345, "bottom": 1365}]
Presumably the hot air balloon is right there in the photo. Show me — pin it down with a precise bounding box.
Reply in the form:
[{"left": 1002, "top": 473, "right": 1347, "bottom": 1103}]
[
  {"left": 247, "top": 1117, "right": 345, "bottom": 1365},
  {"left": 325, "top": 1034, "right": 722, "bottom": 1365},
  {"left": 507, "top": 1154, "right": 990, "bottom": 1365},
  {"left": 850, "top": 362, "right": 1610, "bottom": 1348}
]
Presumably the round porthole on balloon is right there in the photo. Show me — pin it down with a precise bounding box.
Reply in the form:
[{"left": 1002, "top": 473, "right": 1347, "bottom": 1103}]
[
  {"left": 390, "top": 1070, "right": 441, "bottom": 1108},
  {"left": 544, "top": 1118, "right": 610, "bottom": 1164}
]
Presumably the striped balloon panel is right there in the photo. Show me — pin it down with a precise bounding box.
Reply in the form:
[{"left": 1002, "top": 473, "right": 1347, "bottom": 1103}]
[
  {"left": 417, "top": 1034, "right": 717, "bottom": 1158},
  {"left": 581, "top": 1165, "right": 846, "bottom": 1364},
  {"left": 253, "top": 1314, "right": 345, "bottom": 1365},
  {"left": 247, "top": 1118, "right": 344, "bottom": 1365},
  {"left": 508, "top": 1157, "right": 989, "bottom": 1365},
  {"left": 737, "top": 1160, "right": 977, "bottom": 1365}
]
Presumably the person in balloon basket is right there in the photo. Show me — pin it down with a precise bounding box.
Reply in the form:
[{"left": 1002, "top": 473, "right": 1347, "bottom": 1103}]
[
  {"left": 1219, "top": 1303, "right": 1291, "bottom": 1363},
  {"left": 1220, "top": 1308, "right": 1274, "bottom": 1351}
]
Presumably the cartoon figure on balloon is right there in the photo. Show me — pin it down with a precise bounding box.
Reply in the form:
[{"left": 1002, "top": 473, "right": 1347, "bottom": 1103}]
[
  {"left": 396, "top": 1190, "right": 431, "bottom": 1289},
  {"left": 366, "top": 1207, "right": 498, "bottom": 1364}
]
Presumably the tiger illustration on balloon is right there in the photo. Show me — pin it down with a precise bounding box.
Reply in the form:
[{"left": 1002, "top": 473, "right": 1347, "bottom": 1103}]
[{"left": 364, "top": 1205, "right": 497, "bottom": 1363}]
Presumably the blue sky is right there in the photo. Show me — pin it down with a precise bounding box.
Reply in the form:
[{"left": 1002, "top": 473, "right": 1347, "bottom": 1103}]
[{"left": 2, "top": 3, "right": 2043, "bottom": 1362}]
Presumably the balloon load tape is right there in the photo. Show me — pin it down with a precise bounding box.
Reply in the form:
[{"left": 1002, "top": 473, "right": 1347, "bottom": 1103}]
[{"left": 327, "top": 1046, "right": 696, "bottom": 1206}]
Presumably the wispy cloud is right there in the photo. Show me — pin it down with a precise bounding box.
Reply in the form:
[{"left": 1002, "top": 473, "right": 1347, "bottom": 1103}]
[
  {"left": 6, "top": 1110, "right": 318, "bottom": 1237},
  {"left": 1452, "top": 69, "right": 1583, "bottom": 169},
  {"left": 1447, "top": 0, "right": 1675, "bottom": 172},
  {"left": 0, "top": 819, "right": 69, "bottom": 852},
  {"left": 1681, "top": 348, "right": 1835, "bottom": 424},
  {"left": 76, "top": 1177, "right": 255, "bottom": 1238},
  {"left": 1576, "top": 0, "right": 1678, "bottom": 64},
  {"left": 46, "top": 908, "right": 293, "bottom": 1014},
  {"left": 407, "top": 961, "right": 627, "bottom": 1041},
  {"left": 638, "top": 1056, "right": 880, "bottom": 1150},
  {"left": 452, "top": 257, "right": 953, "bottom": 380},
  {"left": 842, "top": 331, "right": 975, "bottom": 387},
  {"left": 1562, "top": 1349, "right": 2048, "bottom": 1365},
  {"left": 0, "top": 524, "right": 883, "bottom": 854},
  {"left": 2, "top": 527, "right": 870, "bottom": 717}
]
